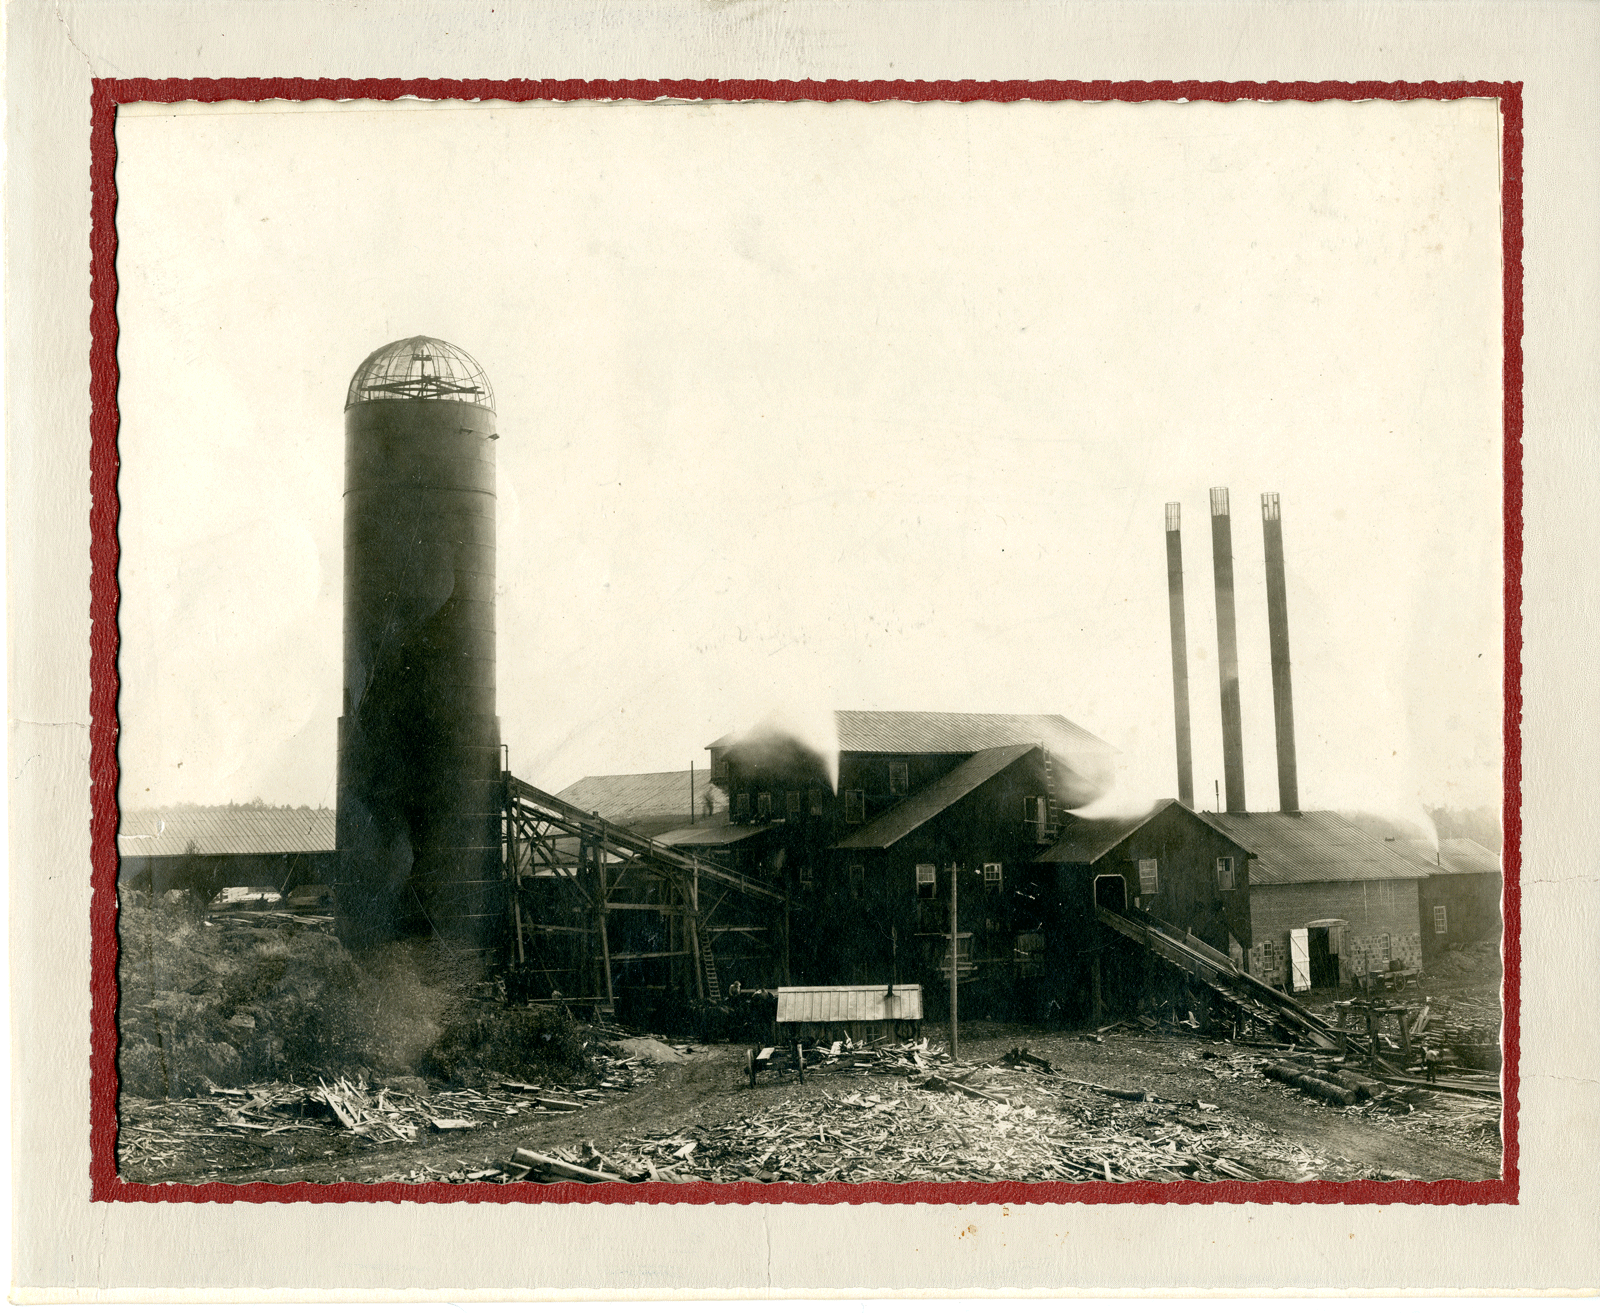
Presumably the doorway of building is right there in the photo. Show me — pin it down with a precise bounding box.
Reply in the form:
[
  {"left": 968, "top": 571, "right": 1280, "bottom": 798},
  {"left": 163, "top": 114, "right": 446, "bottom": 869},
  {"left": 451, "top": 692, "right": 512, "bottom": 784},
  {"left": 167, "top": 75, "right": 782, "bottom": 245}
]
[
  {"left": 1306, "top": 923, "right": 1342, "bottom": 988},
  {"left": 1094, "top": 875, "right": 1126, "bottom": 912}
]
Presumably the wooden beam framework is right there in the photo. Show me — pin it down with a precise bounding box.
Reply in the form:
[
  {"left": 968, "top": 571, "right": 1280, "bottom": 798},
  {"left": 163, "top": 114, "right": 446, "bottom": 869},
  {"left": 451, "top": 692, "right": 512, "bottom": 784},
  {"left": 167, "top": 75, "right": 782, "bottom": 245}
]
[{"left": 500, "top": 773, "right": 787, "bottom": 1007}]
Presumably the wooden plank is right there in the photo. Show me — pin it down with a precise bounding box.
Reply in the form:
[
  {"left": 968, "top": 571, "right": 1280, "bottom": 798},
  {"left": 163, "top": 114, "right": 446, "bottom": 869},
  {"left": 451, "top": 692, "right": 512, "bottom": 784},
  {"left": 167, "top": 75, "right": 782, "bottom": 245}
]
[
  {"left": 604, "top": 950, "right": 692, "bottom": 962},
  {"left": 509, "top": 1149, "right": 627, "bottom": 1183}
]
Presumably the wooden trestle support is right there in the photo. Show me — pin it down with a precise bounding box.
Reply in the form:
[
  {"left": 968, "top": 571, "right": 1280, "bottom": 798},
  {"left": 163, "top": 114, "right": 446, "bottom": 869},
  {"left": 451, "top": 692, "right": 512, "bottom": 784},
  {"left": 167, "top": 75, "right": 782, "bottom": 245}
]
[{"left": 500, "top": 774, "right": 788, "bottom": 1010}]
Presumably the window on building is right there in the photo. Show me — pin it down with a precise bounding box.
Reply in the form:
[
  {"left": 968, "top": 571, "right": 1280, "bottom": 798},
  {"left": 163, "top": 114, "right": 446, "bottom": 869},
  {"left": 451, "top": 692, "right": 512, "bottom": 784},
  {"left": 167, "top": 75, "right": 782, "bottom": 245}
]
[
  {"left": 786, "top": 791, "right": 801, "bottom": 821},
  {"left": 849, "top": 864, "right": 865, "bottom": 900},
  {"left": 984, "top": 861, "right": 1003, "bottom": 890},
  {"left": 1015, "top": 931, "right": 1045, "bottom": 978},
  {"left": 1216, "top": 856, "right": 1235, "bottom": 890},
  {"left": 916, "top": 863, "right": 937, "bottom": 899},
  {"left": 809, "top": 788, "right": 825, "bottom": 816},
  {"left": 799, "top": 865, "right": 815, "bottom": 890},
  {"left": 889, "top": 761, "right": 909, "bottom": 795},
  {"left": 1433, "top": 905, "right": 1448, "bottom": 935},
  {"left": 734, "top": 793, "right": 750, "bottom": 822},
  {"left": 844, "top": 790, "right": 865, "bottom": 825},
  {"left": 1138, "top": 858, "right": 1159, "bottom": 895},
  {"left": 1023, "top": 796, "right": 1041, "bottom": 823},
  {"left": 757, "top": 792, "right": 772, "bottom": 821}
]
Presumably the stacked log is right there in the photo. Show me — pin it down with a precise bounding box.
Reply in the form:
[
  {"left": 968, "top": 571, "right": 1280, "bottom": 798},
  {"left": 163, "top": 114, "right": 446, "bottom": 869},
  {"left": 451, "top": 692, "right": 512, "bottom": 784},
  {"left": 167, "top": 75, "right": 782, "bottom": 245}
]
[{"left": 1263, "top": 1061, "right": 1385, "bottom": 1106}]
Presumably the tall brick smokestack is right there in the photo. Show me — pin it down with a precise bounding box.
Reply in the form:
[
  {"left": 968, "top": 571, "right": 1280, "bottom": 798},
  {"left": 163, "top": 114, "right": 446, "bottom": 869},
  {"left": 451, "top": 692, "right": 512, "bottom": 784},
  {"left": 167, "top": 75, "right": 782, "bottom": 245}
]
[
  {"left": 1210, "top": 487, "right": 1246, "bottom": 813},
  {"left": 1261, "top": 492, "right": 1300, "bottom": 814},
  {"left": 1164, "top": 503, "right": 1195, "bottom": 807}
]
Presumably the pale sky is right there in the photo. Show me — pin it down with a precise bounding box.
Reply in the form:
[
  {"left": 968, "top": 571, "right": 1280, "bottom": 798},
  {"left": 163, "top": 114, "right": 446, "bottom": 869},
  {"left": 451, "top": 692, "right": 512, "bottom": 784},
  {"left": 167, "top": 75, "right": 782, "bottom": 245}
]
[{"left": 114, "top": 96, "right": 1505, "bottom": 828}]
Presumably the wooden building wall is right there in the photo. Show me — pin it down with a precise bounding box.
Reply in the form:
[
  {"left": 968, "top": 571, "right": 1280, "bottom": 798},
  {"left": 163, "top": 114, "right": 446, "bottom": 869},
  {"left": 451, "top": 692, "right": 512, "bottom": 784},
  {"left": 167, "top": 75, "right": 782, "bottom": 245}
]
[
  {"left": 807, "top": 754, "right": 1055, "bottom": 1018},
  {"left": 1074, "top": 807, "right": 1254, "bottom": 957}
]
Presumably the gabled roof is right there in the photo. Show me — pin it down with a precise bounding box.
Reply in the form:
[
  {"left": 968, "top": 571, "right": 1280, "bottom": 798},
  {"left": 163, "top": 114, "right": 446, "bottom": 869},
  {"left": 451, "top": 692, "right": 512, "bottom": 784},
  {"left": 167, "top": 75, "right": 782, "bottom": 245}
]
[
  {"left": 1200, "top": 810, "right": 1422, "bottom": 885},
  {"left": 833, "top": 744, "right": 1037, "bottom": 851},
  {"left": 1037, "top": 799, "right": 1253, "bottom": 865},
  {"left": 709, "top": 710, "right": 1115, "bottom": 759},
  {"left": 118, "top": 805, "right": 335, "bottom": 858},
  {"left": 656, "top": 818, "right": 775, "bottom": 848},
  {"left": 556, "top": 771, "right": 726, "bottom": 835},
  {"left": 833, "top": 710, "right": 1113, "bottom": 758},
  {"left": 1390, "top": 837, "right": 1503, "bottom": 877}
]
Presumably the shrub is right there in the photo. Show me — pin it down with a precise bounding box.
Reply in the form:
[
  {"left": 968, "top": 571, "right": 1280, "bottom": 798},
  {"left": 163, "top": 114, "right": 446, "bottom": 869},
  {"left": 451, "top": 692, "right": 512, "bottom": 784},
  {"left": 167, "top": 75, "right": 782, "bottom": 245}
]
[{"left": 116, "top": 905, "right": 535, "bottom": 1097}]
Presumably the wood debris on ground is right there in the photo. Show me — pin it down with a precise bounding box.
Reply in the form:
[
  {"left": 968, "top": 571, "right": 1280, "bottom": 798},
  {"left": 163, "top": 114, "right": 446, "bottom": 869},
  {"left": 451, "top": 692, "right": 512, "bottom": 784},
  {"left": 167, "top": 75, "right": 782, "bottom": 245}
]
[
  {"left": 116, "top": 1051, "right": 655, "bottom": 1176},
  {"left": 490, "top": 1038, "right": 1372, "bottom": 1185},
  {"left": 117, "top": 1028, "right": 1501, "bottom": 1186}
]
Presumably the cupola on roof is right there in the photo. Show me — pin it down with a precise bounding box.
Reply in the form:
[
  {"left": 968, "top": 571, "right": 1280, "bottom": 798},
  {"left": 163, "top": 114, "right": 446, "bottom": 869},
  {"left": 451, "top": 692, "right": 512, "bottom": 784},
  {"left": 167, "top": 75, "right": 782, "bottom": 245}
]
[{"left": 345, "top": 336, "right": 495, "bottom": 410}]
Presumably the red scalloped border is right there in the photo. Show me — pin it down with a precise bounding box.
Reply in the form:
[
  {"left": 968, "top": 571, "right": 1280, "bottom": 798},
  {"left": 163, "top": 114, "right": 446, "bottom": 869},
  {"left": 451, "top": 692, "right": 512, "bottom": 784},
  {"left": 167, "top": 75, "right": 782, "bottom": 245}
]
[{"left": 88, "top": 76, "right": 1523, "bottom": 1206}]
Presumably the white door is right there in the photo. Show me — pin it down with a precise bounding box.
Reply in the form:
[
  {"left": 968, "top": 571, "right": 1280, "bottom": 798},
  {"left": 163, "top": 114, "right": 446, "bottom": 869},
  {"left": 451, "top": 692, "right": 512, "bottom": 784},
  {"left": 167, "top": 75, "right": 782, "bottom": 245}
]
[{"left": 1289, "top": 928, "right": 1311, "bottom": 992}]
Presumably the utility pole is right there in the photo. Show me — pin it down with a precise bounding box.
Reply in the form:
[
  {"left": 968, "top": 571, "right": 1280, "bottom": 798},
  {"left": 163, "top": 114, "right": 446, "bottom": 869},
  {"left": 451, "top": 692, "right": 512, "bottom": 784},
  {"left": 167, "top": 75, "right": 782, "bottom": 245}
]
[{"left": 948, "top": 861, "right": 960, "bottom": 1061}]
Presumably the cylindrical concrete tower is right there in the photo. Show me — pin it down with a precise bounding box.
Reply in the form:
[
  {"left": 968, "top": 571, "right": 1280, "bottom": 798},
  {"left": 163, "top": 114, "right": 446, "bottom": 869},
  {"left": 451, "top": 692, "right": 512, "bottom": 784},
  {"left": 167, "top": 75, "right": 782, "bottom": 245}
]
[{"left": 335, "top": 337, "right": 503, "bottom": 954}]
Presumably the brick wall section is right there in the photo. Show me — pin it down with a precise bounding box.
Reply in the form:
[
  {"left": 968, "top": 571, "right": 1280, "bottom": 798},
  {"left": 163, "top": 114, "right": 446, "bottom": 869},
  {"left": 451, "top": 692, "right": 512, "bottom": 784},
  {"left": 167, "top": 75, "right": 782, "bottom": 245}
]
[{"left": 1248, "top": 878, "right": 1422, "bottom": 987}]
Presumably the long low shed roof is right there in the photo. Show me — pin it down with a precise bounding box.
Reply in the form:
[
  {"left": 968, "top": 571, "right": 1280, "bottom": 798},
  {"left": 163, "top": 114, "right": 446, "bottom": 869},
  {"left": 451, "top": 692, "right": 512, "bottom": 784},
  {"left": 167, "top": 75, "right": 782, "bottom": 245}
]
[
  {"left": 1201, "top": 810, "right": 1422, "bottom": 885},
  {"left": 776, "top": 984, "right": 924, "bottom": 1023},
  {"left": 119, "top": 806, "right": 335, "bottom": 858}
]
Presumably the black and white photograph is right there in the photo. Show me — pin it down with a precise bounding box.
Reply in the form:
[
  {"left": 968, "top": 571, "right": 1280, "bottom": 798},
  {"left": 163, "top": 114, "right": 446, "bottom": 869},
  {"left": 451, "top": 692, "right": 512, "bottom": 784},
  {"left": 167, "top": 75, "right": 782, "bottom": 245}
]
[{"left": 105, "top": 89, "right": 1511, "bottom": 1195}]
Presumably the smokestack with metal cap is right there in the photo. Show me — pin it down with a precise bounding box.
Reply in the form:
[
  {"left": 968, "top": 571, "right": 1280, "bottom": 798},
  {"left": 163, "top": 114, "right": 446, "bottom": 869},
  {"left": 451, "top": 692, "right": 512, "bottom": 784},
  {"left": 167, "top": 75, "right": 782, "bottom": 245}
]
[
  {"left": 1261, "top": 492, "right": 1300, "bottom": 813},
  {"left": 1164, "top": 502, "right": 1195, "bottom": 807},
  {"left": 1210, "top": 487, "right": 1246, "bottom": 812}
]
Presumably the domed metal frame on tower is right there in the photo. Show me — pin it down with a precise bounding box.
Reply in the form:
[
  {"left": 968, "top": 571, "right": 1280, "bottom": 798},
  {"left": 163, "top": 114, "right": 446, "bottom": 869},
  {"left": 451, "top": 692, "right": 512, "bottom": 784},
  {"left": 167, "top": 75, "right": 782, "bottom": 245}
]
[{"left": 345, "top": 336, "right": 495, "bottom": 410}]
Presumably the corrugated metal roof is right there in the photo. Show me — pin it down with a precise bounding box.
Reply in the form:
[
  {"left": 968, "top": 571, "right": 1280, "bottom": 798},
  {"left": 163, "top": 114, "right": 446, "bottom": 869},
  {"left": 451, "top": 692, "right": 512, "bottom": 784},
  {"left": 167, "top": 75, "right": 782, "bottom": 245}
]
[
  {"left": 833, "top": 744, "right": 1036, "bottom": 850},
  {"left": 1038, "top": 800, "right": 1253, "bottom": 865},
  {"left": 834, "top": 709, "right": 1112, "bottom": 757},
  {"left": 710, "top": 710, "right": 1114, "bottom": 758},
  {"left": 1390, "top": 837, "right": 1503, "bottom": 876},
  {"left": 656, "top": 818, "right": 775, "bottom": 848},
  {"left": 776, "top": 984, "right": 925, "bottom": 1023},
  {"left": 1200, "top": 811, "right": 1421, "bottom": 885},
  {"left": 118, "top": 806, "right": 335, "bottom": 857},
  {"left": 1038, "top": 802, "right": 1168, "bottom": 864},
  {"left": 556, "top": 771, "right": 726, "bottom": 832}
]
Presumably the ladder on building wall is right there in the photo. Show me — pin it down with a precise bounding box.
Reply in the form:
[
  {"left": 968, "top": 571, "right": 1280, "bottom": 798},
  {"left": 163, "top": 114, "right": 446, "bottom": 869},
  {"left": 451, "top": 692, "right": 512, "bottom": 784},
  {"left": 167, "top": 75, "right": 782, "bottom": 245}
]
[{"left": 1039, "top": 745, "right": 1061, "bottom": 838}]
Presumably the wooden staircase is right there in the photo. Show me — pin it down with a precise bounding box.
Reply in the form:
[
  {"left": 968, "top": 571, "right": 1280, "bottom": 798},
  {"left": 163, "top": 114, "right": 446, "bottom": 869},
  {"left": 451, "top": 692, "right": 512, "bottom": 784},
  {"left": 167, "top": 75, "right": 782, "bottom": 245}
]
[{"left": 693, "top": 922, "right": 722, "bottom": 1003}]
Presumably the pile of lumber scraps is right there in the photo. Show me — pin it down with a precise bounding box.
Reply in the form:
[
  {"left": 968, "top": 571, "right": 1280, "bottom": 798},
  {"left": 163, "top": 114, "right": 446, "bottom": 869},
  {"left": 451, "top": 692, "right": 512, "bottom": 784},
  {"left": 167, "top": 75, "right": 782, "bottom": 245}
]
[
  {"left": 313, "top": 1078, "right": 431, "bottom": 1140},
  {"left": 189, "top": 1079, "right": 549, "bottom": 1142},
  {"left": 795, "top": 1035, "right": 957, "bottom": 1077},
  {"left": 581, "top": 1077, "right": 1293, "bottom": 1185}
]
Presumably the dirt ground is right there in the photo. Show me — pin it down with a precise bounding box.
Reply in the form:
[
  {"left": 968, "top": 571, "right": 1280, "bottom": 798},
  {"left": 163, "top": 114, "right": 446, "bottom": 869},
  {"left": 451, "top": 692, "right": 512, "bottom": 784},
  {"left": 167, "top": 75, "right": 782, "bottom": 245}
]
[{"left": 120, "top": 1018, "right": 1502, "bottom": 1187}]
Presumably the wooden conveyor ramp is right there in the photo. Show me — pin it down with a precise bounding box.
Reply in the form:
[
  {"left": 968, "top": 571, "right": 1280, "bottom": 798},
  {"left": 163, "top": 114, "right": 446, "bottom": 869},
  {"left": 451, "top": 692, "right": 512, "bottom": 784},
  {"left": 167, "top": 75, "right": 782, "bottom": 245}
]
[
  {"left": 1096, "top": 904, "right": 1342, "bottom": 1050},
  {"left": 504, "top": 775, "right": 784, "bottom": 1004}
]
